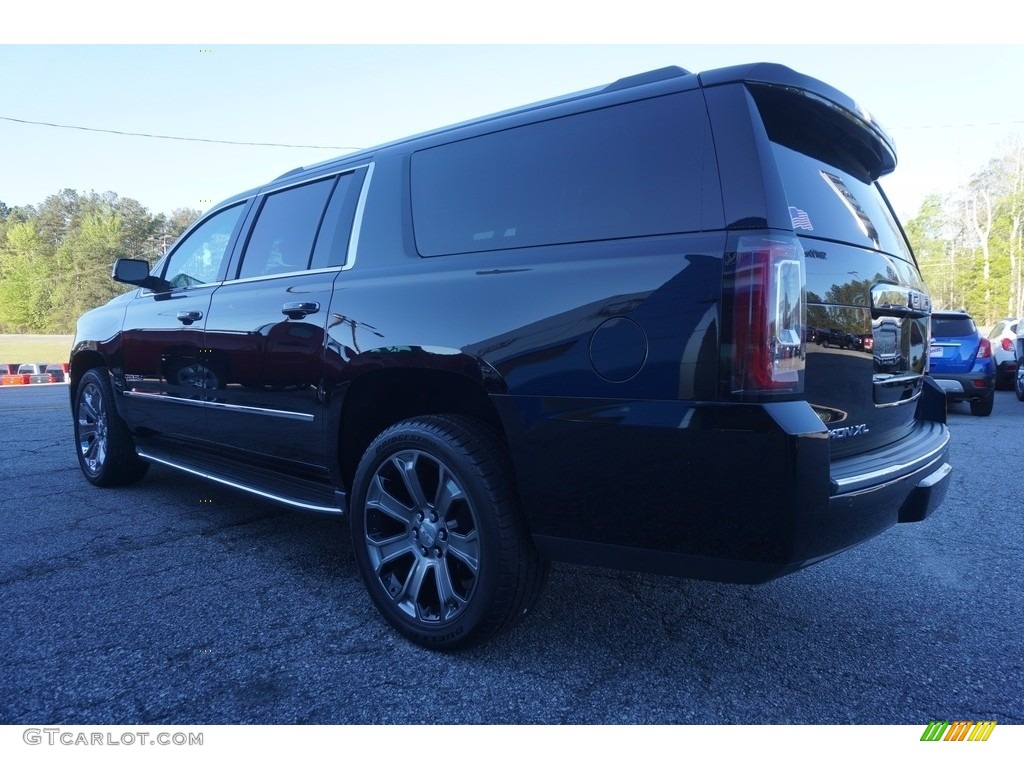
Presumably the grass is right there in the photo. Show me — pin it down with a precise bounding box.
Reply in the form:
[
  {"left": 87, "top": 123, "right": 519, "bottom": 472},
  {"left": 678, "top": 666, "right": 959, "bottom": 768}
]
[{"left": 0, "top": 335, "right": 75, "bottom": 365}]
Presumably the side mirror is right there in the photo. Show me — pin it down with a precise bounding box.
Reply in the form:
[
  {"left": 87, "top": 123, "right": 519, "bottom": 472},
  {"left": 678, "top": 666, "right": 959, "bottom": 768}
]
[{"left": 112, "top": 258, "right": 170, "bottom": 292}]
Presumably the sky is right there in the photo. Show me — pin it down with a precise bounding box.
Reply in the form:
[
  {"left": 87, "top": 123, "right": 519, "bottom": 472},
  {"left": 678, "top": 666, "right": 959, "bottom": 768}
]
[{"left": 2, "top": 7, "right": 1024, "bottom": 226}]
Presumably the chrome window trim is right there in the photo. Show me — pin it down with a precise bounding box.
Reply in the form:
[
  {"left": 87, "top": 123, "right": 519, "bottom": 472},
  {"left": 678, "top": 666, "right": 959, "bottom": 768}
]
[
  {"left": 219, "top": 266, "right": 342, "bottom": 287},
  {"left": 343, "top": 161, "right": 375, "bottom": 271},
  {"left": 136, "top": 451, "right": 340, "bottom": 514},
  {"left": 123, "top": 390, "right": 314, "bottom": 422},
  {"left": 260, "top": 167, "right": 356, "bottom": 195}
]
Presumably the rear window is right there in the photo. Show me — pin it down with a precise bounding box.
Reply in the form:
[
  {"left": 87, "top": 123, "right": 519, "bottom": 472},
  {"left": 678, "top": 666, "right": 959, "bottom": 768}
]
[
  {"left": 933, "top": 316, "right": 977, "bottom": 336},
  {"left": 769, "top": 143, "right": 911, "bottom": 261},
  {"left": 411, "top": 91, "right": 717, "bottom": 256}
]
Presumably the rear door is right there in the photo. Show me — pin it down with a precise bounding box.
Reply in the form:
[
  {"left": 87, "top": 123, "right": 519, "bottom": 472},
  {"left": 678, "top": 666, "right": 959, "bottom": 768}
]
[
  {"left": 715, "top": 77, "right": 934, "bottom": 459},
  {"left": 774, "top": 147, "right": 930, "bottom": 457},
  {"left": 200, "top": 168, "right": 365, "bottom": 468}
]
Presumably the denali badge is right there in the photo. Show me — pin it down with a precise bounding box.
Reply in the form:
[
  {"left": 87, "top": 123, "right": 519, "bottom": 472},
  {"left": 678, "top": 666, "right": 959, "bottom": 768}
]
[{"left": 829, "top": 424, "right": 870, "bottom": 439}]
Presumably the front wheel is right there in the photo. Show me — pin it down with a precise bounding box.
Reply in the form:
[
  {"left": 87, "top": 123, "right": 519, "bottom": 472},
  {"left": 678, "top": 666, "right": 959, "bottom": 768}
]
[
  {"left": 1016, "top": 368, "right": 1024, "bottom": 401},
  {"left": 349, "top": 415, "right": 548, "bottom": 650},
  {"left": 74, "top": 368, "right": 149, "bottom": 486}
]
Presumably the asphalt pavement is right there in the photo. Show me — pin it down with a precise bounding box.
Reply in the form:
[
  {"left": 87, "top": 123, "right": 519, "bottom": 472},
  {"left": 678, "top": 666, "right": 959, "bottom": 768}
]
[{"left": 1, "top": 384, "right": 1021, "bottom": 724}]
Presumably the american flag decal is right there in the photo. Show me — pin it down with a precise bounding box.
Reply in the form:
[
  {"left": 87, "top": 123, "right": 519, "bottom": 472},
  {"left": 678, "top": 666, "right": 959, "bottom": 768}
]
[{"left": 789, "top": 206, "right": 813, "bottom": 230}]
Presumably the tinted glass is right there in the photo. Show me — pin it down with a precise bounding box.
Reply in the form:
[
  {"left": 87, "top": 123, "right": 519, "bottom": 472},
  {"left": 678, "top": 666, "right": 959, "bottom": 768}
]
[
  {"left": 162, "top": 204, "right": 245, "bottom": 288},
  {"left": 771, "top": 143, "right": 911, "bottom": 261},
  {"left": 411, "top": 91, "right": 711, "bottom": 256},
  {"left": 309, "top": 172, "right": 358, "bottom": 270},
  {"left": 237, "top": 177, "right": 336, "bottom": 279},
  {"left": 933, "top": 316, "right": 977, "bottom": 337}
]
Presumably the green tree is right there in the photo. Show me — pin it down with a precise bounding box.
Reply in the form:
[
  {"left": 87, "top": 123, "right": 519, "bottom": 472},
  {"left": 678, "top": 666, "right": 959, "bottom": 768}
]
[
  {"left": 0, "top": 221, "right": 52, "bottom": 332},
  {"left": 47, "top": 204, "right": 128, "bottom": 332}
]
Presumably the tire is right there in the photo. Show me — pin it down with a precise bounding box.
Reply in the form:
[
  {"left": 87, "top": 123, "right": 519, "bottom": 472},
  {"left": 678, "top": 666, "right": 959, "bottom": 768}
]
[
  {"left": 1016, "top": 368, "right": 1024, "bottom": 401},
  {"left": 970, "top": 391, "right": 994, "bottom": 417},
  {"left": 74, "top": 368, "right": 149, "bottom": 487},
  {"left": 349, "top": 415, "right": 548, "bottom": 650}
]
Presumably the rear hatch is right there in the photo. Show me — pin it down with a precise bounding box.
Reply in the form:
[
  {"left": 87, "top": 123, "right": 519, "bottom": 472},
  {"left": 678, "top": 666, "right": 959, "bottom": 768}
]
[
  {"left": 930, "top": 314, "right": 980, "bottom": 374},
  {"left": 744, "top": 73, "right": 932, "bottom": 460}
]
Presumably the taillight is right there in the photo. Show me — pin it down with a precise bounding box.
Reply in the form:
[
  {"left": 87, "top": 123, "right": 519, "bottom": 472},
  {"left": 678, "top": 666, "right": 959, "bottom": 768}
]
[
  {"left": 723, "top": 233, "right": 806, "bottom": 397},
  {"left": 1001, "top": 337, "right": 1014, "bottom": 352},
  {"left": 978, "top": 337, "right": 992, "bottom": 359}
]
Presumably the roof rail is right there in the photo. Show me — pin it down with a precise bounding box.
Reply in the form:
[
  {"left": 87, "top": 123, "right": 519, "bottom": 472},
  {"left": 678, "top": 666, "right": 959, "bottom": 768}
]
[
  {"left": 603, "top": 66, "right": 691, "bottom": 93},
  {"left": 272, "top": 166, "right": 306, "bottom": 182}
]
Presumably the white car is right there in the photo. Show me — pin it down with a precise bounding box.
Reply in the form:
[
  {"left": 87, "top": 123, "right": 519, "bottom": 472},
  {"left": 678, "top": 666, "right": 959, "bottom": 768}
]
[{"left": 987, "top": 318, "right": 1020, "bottom": 389}]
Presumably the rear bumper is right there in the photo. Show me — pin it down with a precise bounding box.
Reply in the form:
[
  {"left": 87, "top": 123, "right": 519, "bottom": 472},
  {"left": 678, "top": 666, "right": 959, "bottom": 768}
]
[
  {"left": 995, "top": 360, "right": 1019, "bottom": 383},
  {"left": 932, "top": 371, "right": 994, "bottom": 400},
  {"left": 897, "top": 460, "right": 952, "bottom": 523},
  {"left": 497, "top": 394, "right": 952, "bottom": 584}
]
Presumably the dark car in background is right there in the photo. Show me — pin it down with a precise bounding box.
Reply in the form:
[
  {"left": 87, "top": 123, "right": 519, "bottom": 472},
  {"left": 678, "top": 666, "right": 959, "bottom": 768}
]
[
  {"left": 929, "top": 310, "right": 996, "bottom": 416},
  {"left": 1015, "top": 324, "right": 1024, "bottom": 401},
  {"left": 818, "top": 328, "right": 857, "bottom": 349},
  {"left": 69, "top": 62, "right": 951, "bottom": 649},
  {"left": 44, "top": 364, "right": 67, "bottom": 383}
]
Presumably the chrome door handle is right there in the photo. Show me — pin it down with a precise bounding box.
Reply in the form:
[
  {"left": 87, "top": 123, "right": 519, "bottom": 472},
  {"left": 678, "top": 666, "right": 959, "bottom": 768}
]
[
  {"left": 176, "top": 310, "right": 203, "bottom": 325},
  {"left": 282, "top": 302, "right": 320, "bottom": 320}
]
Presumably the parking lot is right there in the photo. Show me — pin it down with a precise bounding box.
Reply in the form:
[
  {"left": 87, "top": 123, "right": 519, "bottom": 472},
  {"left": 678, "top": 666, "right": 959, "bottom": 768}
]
[{"left": 1, "top": 383, "right": 1021, "bottom": 724}]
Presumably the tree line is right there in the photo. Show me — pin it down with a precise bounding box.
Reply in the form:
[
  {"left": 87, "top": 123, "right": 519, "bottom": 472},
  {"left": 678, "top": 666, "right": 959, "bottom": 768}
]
[
  {"left": 0, "top": 190, "right": 200, "bottom": 334},
  {"left": 905, "top": 139, "right": 1024, "bottom": 326}
]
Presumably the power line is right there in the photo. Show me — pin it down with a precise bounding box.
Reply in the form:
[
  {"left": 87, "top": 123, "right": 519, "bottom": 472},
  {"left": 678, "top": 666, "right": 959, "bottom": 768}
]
[
  {"left": 0, "top": 115, "right": 361, "bottom": 151},
  {"left": 892, "top": 119, "right": 1024, "bottom": 130}
]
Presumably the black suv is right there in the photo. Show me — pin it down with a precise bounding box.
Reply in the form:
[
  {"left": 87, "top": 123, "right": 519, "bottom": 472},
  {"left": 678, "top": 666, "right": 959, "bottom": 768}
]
[{"left": 70, "top": 63, "right": 952, "bottom": 649}]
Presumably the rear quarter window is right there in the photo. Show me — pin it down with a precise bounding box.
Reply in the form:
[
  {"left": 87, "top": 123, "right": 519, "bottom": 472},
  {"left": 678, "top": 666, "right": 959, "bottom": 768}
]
[{"left": 411, "top": 91, "right": 718, "bottom": 256}]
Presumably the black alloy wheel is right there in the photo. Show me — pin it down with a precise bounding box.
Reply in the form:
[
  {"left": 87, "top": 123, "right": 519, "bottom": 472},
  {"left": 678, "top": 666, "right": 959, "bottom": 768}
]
[{"left": 349, "top": 415, "right": 547, "bottom": 650}]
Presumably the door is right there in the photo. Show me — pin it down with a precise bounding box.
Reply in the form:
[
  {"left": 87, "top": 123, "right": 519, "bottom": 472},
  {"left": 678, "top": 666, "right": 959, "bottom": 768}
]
[
  {"left": 119, "top": 202, "right": 248, "bottom": 441},
  {"left": 201, "top": 170, "right": 363, "bottom": 469}
]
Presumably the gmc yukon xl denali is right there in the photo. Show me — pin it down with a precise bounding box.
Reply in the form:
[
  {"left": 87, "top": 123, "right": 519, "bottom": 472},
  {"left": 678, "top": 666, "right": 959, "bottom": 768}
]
[{"left": 70, "top": 63, "right": 952, "bottom": 649}]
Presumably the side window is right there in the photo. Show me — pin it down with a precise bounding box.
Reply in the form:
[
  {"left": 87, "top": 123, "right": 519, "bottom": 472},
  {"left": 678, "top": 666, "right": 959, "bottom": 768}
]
[
  {"left": 410, "top": 91, "right": 713, "bottom": 257},
  {"left": 237, "top": 177, "right": 336, "bottom": 279},
  {"left": 163, "top": 204, "right": 245, "bottom": 288},
  {"left": 309, "top": 171, "right": 361, "bottom": 270}
]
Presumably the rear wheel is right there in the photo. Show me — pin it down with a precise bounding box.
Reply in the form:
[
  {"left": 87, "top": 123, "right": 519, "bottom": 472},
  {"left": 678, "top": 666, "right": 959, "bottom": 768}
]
[
  {"left": 74, "top": 368, "right": 149, "bottom": 486},
  {"left": 350, "top": 415, "right": 548, "bottom": 650},
  {"left": 970, "top": 391, "right": 994, "bottom": 417},
  {"left": 1016, "top": 368, "right": 1024, "bottom": 401}
]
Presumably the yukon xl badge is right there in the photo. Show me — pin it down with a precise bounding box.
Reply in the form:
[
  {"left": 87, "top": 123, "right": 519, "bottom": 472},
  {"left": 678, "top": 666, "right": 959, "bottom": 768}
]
[{"left": 829, "top": 423, "right": 870, "bottom": 439}]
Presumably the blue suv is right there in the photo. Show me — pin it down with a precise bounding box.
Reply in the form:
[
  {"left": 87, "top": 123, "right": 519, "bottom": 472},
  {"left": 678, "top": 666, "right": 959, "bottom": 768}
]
[{"left": 929, "top": 310, "right": 996, "bottom": 416}]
